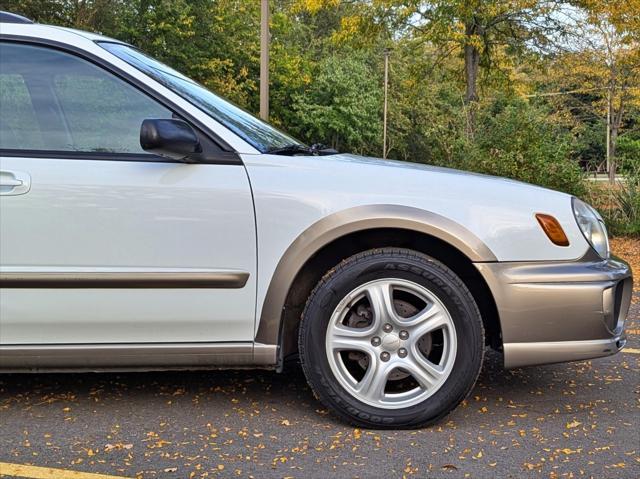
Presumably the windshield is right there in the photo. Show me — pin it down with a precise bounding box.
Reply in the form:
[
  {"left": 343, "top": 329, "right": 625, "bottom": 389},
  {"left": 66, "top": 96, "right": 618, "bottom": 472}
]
[{"left": 100, "top": 42, "right": 301, "bottom": 153}]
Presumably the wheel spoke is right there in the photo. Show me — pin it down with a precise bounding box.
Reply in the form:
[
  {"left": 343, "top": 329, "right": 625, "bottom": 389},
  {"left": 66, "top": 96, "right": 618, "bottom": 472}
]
[
  {"left": 364, "top": 281, "right": 397, "bottom": 327},
  {"left": 401, "top": 301, "right": 444, "bottom": 327},
  {"left": 356, "top": 358, "right": 390, "bottom": 402},
  {"left": 328, "top": 324, "right": 375, "bottom": 354},
  {"left": 404, "top": 354, "right": 445, "bottom": 389},
  {"left": 407, "top": 308, "right": 449, "bottom": 343}
]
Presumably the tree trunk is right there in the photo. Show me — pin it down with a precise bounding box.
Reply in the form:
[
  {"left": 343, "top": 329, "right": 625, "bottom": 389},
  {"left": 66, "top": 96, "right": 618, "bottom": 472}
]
[
  {"left": 464, "top": 47, "right": 480, "bottom": 104},
  {"left": 607, "top": 83, "right": 625, "bottom": 184},
  {"left": 609, "top": 101, "right": 624, "bottom": 183},
  {"left": 464, "top": 18, "right": 481, "bottom": 137},
  {"left": 464, "top": 19, "right": 481, "bottom": 104},
  {"left": 609, "top": 125, "right": 617, "bottom": 182}
]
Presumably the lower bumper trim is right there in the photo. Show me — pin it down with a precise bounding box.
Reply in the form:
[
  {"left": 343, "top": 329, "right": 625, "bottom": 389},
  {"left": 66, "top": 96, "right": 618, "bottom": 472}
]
[
  {"left": 0, "top": 342, "right": 277, "bottom": 372},
  {"left": 504, "top": 337, "right": 626, "bottom": 369}
]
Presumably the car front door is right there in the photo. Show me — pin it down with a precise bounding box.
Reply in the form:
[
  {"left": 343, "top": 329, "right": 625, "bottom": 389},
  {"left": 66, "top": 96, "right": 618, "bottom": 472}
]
[{"left": 0, "top": 41, "right": 256, "bottom": 345}]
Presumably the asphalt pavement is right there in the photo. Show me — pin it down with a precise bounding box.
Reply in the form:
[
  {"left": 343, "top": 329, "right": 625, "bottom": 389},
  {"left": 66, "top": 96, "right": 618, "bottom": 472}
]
[{"left": 1, "top": 303, "right": 639, "bottom": 479}]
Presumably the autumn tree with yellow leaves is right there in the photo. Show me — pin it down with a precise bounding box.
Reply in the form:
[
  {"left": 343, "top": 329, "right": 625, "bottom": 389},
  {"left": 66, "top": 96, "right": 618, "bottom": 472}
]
[{"left": 565, "top": 0, "right": 640, "bottom": 180}]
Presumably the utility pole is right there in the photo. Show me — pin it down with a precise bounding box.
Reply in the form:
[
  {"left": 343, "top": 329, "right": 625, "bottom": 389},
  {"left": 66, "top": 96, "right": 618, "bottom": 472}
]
[
  {"left": 382, "top": 48, "right": 390, "bottom": 159},
  {"left": 260, "top": 0, "right": 269, "bottom": 121},
  {"left": 606, "top": 86, "right": 611, "bottom": 180}
]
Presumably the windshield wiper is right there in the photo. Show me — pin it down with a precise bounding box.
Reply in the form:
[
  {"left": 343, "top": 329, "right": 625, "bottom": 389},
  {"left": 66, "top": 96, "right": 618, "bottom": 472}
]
[
  {"left": 266, "top": 143, "right": 309, "bottom": 155},
  {"left": 266, "top": 143, "right": 338, "bottom": 156}
]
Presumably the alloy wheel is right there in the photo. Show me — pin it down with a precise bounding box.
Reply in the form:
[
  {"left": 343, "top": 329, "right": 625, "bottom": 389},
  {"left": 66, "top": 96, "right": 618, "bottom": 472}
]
[{"left": 325, "top": 278, "right": 457, "bottom": 409}]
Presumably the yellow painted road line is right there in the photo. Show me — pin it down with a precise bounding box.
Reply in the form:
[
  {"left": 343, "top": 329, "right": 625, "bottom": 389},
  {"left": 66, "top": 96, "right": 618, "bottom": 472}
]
[
  {"left": 623, "top": 348, "right": 640, "bottom": 355},
  {"left": 0, "top": 462, "right": 132, "bottom": 479}
]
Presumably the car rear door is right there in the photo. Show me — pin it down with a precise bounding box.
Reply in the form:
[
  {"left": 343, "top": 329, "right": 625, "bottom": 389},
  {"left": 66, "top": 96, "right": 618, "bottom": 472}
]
[{"left": 0, "top": 40, "right": 257, "bottom": 345}]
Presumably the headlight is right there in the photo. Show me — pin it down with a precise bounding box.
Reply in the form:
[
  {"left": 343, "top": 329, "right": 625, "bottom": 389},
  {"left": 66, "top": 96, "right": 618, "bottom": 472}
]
[{"left": 572, "top": 198, "right": 609, "bottom": 258}]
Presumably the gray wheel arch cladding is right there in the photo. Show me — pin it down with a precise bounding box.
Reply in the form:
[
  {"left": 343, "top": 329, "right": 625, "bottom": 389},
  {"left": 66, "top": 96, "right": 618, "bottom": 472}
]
[{"left": 254, "top": 204, "right": 497, "bottom": 357}]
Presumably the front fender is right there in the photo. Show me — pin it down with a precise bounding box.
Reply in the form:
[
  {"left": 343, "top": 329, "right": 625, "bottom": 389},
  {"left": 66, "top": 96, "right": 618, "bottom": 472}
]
[{"left": 254, "top": 204, "right": 497, "bottom": 353}]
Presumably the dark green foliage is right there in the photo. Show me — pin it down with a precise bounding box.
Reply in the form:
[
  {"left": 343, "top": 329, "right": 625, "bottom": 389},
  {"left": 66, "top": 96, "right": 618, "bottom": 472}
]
[
  {"left": 618, "top": 136, "right": 640, "bottom": 173},
  {"left": 458, "top": 98, "right": 587, "bottom": 197},
  {"left": 291, "top": 54, "right": 382, "bottom": 152}
]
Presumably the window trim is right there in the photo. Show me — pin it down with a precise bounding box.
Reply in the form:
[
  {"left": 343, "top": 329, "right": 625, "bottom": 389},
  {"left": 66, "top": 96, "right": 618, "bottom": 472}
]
[
  {"left": 100, "top": 41, "right": 301, "bottom": 154},
  {"left": 0, "top": 148, "right": 240, "bottom": 164},
  {"left": 0, "top": 35, "right": 242, "bottom": 165}
]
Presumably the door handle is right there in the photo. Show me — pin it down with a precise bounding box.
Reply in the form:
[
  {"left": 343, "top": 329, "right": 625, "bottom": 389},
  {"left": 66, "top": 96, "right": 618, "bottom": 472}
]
[
  {"left": 0, "top": 170, "right": 31, "bottom": 196},
  {"left": 2, "top": 178, "right": 23, "bottom": 187}
]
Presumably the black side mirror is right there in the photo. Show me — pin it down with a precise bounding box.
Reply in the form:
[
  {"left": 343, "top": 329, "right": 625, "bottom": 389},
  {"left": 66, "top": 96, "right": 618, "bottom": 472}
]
[{"left": 140, "top": 119, "right": 202, "bottom": 161}]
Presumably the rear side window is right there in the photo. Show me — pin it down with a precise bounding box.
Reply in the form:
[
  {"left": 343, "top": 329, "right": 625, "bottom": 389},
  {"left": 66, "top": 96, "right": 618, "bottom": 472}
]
[{"left": 0, "top": 42, "right": 172, "bottom": 154}]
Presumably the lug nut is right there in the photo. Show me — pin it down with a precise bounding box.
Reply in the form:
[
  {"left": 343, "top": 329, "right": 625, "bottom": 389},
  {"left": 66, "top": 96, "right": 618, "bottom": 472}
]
[
  {"left": 380, "top": 351, "right": 391, "bottom": 362},
  {"left": 383, "top": 323, "right": 393, "bottom": 333},
  {"left": 398, "top": 348, "right": 408, "bottom": 358},
  {"left": 371, "top": 336, "right": 381, "bottom": 347},
  {"left": 399, "top": 330, "right": 409, "bottom": 340}
]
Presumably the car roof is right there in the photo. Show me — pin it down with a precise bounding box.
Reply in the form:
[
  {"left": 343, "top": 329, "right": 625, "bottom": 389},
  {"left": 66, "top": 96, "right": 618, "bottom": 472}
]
[{"left": 49, "top": 25, "right": 122, "bottom": 43}]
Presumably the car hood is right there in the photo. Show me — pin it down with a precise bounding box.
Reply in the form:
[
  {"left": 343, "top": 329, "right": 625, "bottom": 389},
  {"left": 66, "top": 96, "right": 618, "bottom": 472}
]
[
  {"left": 243, "top": 152, "right": 589, "bottom": 262},
  {"left": 324, "top": 153, "right": 555, "bottom": 193}
]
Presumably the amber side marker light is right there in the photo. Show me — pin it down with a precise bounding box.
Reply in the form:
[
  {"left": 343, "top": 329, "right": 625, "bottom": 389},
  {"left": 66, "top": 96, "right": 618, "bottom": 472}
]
[{"left": 536, "top": 213, "right": 570, "bottom": 246}]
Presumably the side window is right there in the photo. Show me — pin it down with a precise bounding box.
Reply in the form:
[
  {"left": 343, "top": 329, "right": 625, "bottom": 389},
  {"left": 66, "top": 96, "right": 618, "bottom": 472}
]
[
  {"left": 0, "top": 42, "right": 172, "bottom": 154},
  {"left": 0, "top": 74, "right": 42, "bottom": 149}
]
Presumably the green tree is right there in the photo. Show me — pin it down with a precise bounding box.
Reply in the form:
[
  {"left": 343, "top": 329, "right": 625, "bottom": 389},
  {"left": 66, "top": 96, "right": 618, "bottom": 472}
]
[
  {"left": 292, "top": 54, "right": 382, "bottom": 153},
  {"left": 0, "top": 0, "right": 128, "bottom": 32}
]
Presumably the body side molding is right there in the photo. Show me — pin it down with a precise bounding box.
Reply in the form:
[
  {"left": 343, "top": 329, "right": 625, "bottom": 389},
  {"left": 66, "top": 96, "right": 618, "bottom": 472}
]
[
  {"left": 254, "top": 204, "right": 497, "bottom": 351},
  {"left": 0, "top": 268, "right": 249, "bottom": 288}
]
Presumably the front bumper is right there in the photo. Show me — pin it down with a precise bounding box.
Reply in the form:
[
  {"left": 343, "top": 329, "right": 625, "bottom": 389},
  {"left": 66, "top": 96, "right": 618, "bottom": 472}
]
[{"left": 476, "top": 254, "right": 633, "bottom": 369}]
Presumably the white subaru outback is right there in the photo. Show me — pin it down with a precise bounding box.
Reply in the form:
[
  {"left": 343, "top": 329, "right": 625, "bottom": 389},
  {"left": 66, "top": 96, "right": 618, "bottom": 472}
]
[{"left": 0, "top": 12, "right": 633, "bottom": 428}]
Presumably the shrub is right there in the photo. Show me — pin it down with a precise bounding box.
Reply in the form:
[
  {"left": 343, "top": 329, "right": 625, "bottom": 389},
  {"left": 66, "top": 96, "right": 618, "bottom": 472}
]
[
  {"left": 450, "top": 97, "right": 587, "bottom": 197},
  {"left": 589, "top": 163, "right": 640, "bottom": 237}
]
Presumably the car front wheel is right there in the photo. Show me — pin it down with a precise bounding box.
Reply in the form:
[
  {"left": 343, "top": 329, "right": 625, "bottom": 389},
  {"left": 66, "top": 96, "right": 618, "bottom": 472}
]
[{"left": 298, "top": 248, "right": 484, "bottom": 428}]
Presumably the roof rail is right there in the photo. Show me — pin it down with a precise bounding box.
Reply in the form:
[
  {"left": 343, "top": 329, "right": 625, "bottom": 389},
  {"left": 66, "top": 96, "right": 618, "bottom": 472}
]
[{"left": 0, "top": 11, "right": 35, "bottom": 24}]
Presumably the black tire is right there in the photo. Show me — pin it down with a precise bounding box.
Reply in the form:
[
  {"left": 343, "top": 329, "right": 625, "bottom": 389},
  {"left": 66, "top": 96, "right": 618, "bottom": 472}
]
[{"left": 298, "top": 247, "right": 484, "bottom": 429}]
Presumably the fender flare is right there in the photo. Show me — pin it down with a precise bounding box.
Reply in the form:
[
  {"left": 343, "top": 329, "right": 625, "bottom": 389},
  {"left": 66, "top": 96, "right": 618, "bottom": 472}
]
[{"left": 254, "top": 204, "right": 497, "bottom": 359}]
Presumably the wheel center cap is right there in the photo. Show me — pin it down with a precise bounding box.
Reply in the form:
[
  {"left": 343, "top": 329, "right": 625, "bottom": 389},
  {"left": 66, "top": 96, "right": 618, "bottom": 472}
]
[{"left": 381, "top": 333, "right": 401, "bottom": 351}]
